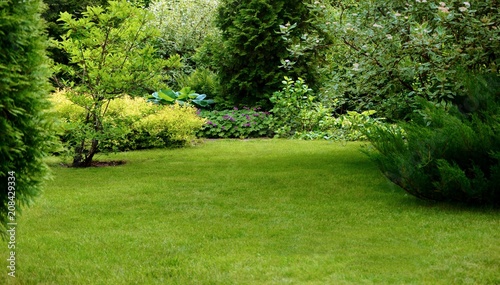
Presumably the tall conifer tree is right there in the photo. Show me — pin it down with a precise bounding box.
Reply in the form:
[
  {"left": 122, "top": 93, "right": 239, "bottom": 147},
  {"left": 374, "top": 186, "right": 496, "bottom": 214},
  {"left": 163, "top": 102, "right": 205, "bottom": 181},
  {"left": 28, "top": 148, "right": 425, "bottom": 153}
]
[
  {"left": 0, "top": 0, "right": 54, "bottom": 235},
  {"left": 216, "top": 0, "right": 320, "bottom": 108}
]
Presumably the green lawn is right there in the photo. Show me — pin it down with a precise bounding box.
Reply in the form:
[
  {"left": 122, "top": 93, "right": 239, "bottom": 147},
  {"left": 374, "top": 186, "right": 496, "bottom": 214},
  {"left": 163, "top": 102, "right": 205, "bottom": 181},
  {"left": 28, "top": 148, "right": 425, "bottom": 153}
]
[{"left": 3, "top": 139, "right": 499, "bottom": 284}]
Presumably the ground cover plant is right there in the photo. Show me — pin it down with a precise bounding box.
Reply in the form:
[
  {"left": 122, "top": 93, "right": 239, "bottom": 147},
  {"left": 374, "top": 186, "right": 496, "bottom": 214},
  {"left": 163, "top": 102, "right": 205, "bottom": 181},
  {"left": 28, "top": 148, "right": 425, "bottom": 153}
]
[
  {"left": 2, "top": 140, "right": 498, "bottom": 284},
  {"left": 197, "top": 107, "right": 273, "bottom": 138}
]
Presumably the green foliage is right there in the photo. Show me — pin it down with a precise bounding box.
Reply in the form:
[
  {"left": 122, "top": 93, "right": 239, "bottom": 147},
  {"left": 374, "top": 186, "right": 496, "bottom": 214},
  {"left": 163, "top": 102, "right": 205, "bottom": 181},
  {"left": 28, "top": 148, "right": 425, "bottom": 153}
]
[
  {"left": 55, "top": 0, "right": 170, "bottom": 167},
  {"left": 270, "top": 77, "right": 382, "bottom": 140},
  {"left": 147, "top": 0, "right": 219, "bottom": 60},
  {"left": 42, "top": 0, "right": 109, "bottom": 68},
  {"left": 214, "top": 0, "right": 322, "bottom": 108},
  {"left": 198, "top": 108, "right": 273, "bottom": 138},
  {"left": 173, "top": 67, "right": 220, "bottom": 100},
  {"left": 364, "top": 74, "right": 500, "bottom": 205},
  {"left": 296, "top": 110, "right": 381, "bottom": 141},
  {"left": 147, "top": 87, "right": 215, "bottom": 108},
  {"left": 313, "top": 0, "right": 500, "bottom": 120},
  {"left": 0, "top": 0, "right": 55, "bottom": 235},
  {"left": 147, "top": 0, "right": 220, "bottom": 88},
  {"left": 50, "top": 91, "right": 205, "bottom": 152},
  {"left": 270, "top": 77, "right": 331, "bottom": 137}
]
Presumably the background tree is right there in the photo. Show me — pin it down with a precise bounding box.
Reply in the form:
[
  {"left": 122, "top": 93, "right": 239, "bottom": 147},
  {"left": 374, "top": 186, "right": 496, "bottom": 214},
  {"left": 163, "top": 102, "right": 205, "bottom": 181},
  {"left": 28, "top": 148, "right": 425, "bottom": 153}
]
[
  {"left": 42, "top": 0, "right": 109, "bottom": 66},
  {"left": 146, "top": 0, "right": 221, "bottom": 93},
  {"left": 55, "top": 0, "right": 175, "bottom": 167},
  {"left": 0, "top": 0, "right": 55, "bottom": 235},
  {"left": 312, "top": 0, "right": 499, "bottom": 119},
  {"left": 214, "top": 0, "right": 324, "bottom": 108}
]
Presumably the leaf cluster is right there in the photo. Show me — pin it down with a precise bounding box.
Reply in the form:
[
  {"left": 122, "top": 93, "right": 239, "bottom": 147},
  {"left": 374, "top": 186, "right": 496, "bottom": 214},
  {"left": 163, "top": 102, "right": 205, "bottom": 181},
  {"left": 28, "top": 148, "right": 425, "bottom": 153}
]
[{"left": 147, "top": 87, "right": 215, "bottom": 108}]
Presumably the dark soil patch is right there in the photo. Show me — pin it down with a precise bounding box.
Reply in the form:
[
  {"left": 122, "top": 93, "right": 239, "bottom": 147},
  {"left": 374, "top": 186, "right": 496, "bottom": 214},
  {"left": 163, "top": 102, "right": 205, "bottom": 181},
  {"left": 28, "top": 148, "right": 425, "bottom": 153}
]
[
  {"left": 60, "top": 160, "right": 127, "bottom": 168},
  {"left": 91, "top": 160, "right": 127, "bottom": 167}
]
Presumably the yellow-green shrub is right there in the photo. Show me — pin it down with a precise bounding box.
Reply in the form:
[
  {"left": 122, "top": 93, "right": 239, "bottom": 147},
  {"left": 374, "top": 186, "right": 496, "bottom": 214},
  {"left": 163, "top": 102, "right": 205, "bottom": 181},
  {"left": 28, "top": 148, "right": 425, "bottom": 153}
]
[
  {"left": 135, "top": 104, "right": 205, "bottom": 142},
  {"left": 49, "top": 89, "right": 85, "bottom": 123},
  {"left": 49, "top": 90, "right": 205, "bottom": 152}
]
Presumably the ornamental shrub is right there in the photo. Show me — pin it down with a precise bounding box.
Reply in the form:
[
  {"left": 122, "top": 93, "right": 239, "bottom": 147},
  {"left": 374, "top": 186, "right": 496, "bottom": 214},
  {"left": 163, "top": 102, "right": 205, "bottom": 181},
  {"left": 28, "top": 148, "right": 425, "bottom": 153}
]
[
  {"left": 296, "top": 110, "right": 382, "bottom": 141},
  {"left": 50, "top": 91, "right": 205, "bottom": 152},
  {"left": 198, "top": 108, "right": 273, "bottom": 139},
  {"left": 364, "top": 74, "right": 500, "bottom": 205},
  {"left": 0, "top": 0, "right": 55, "bottom": 235},
  {"left": 133, "top": 104, "right": 206, "bottom": 148},
  {"left": 270, "top": 77, "right": 382, "bottom": 140}
]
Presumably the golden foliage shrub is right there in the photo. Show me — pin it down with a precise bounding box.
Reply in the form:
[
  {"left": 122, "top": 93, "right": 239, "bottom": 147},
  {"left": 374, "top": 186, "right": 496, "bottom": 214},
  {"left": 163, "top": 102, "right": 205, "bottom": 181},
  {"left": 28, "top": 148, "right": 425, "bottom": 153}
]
[{"left": 49, "top": 90, "right": 205, "bottom": 151}]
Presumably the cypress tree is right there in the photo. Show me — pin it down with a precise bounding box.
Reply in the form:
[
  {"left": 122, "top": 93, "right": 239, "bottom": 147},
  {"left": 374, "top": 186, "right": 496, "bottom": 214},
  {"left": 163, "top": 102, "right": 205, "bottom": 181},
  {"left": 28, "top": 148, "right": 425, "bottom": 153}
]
[
  {"left": 215, "top": 0, "right": 319, "bottom": 108},
  {"left": 0, "top": 0, "right": 54, "bottom": 235}
]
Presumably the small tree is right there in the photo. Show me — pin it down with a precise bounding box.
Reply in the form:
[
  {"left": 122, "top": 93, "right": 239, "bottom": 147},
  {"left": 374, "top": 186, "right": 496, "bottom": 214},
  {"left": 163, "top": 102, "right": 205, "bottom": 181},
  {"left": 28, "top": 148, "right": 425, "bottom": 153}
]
[
  {"left": 0, "top": 0, "right": 55, "bottom": 235},
  {"left": 56, "top": 0, "right": 173, "bottom": 167}
]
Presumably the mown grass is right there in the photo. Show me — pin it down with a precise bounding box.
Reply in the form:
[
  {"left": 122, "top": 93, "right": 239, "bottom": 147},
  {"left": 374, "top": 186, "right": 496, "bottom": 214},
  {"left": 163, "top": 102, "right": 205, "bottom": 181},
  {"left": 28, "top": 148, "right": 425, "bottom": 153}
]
[{"left": 2, "top": 139, "right": 499, "bottom": 284}]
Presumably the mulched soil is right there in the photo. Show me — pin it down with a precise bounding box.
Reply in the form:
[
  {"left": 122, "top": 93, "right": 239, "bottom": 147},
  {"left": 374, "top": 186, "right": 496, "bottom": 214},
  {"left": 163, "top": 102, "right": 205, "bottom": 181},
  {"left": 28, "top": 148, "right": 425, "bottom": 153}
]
[{"left": 60, "top": 160, "right": 127, "bottom": 168}]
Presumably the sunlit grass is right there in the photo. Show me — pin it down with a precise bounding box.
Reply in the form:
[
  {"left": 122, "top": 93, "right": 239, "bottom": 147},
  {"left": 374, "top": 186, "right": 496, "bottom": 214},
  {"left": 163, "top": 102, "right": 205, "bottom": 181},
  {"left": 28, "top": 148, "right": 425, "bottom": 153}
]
[{"left": 2, "top": 139, "right": 499, "bottom": 284}]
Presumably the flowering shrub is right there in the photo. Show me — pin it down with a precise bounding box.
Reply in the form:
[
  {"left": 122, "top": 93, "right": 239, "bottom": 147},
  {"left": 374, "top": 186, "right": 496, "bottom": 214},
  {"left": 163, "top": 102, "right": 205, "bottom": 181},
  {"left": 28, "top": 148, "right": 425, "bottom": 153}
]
[
  {"left": 197, "top": 107, "right": 273, "bottom": 138},
  {"left": 312, "top": 0, "right": 500, "bottom": 120}
]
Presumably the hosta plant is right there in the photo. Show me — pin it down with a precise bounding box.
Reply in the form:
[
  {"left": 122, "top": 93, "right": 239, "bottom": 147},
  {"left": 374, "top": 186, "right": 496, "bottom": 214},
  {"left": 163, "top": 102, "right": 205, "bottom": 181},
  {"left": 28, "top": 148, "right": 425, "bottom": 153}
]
[{"left": 147, "top": 87, "right": 215, "bottom": 108}]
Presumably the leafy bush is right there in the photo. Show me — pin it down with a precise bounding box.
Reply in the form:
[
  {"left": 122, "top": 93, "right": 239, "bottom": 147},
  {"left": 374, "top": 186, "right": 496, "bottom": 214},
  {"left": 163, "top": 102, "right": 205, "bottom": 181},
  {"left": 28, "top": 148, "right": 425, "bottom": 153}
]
[
  {"left": 270, "top": 77, "right": 382, "bottom": 141},
  {"left": 132, "top": 104, "right": 206, "bottom": 148},
  {"left": 312, "top": 0, "right": 500, "bottom": 120},
  {"left": 0, "top": 0, "right": 55, "bottom": 235},
  {"left": 198, "top": 108, "right": 273, "bottom": 139},
  {"left": 296, "top": 110, "right": 382, "bottom": 141},
  {"left": 172, "top": 68, "right": 220, "bottom": 100},
  {"left": 270, "top": 77, "right": 332, "bottom": 137},
  {"left": 50, "top": 91, "right": 205, "bottom": 153},
  {"left": 364, "top": 74, "right": 500, "bottom": 205},
  {"left": 147, "top": 0, "right": 219, "bottom": 62}
]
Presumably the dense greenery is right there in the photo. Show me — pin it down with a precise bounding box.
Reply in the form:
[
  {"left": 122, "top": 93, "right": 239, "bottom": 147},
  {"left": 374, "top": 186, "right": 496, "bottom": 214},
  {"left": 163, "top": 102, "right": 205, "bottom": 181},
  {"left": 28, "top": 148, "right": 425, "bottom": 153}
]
[
  {"left": 55, "top": 0, "right": 173, "bottom": 167},
  {"left": 42, "top": 0, "right": 109, "bottom": 67},
  {"left": 147, "top": 0, "right": 219, "bottom": 62},
  {"left": 214, "top": 0, "right": 323, "bottom": 108},
  {"left": 0, "top": 0, "right": 55, "bottom": 235},
  {"left": 365, "top": 74, "right": 500, "bottom": 205},
  {"left": 270, "top": 77, "right": 380, "bottom": 141},
  {"left": 313, "top": 0, "right": 500, "bottom": 119}
]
